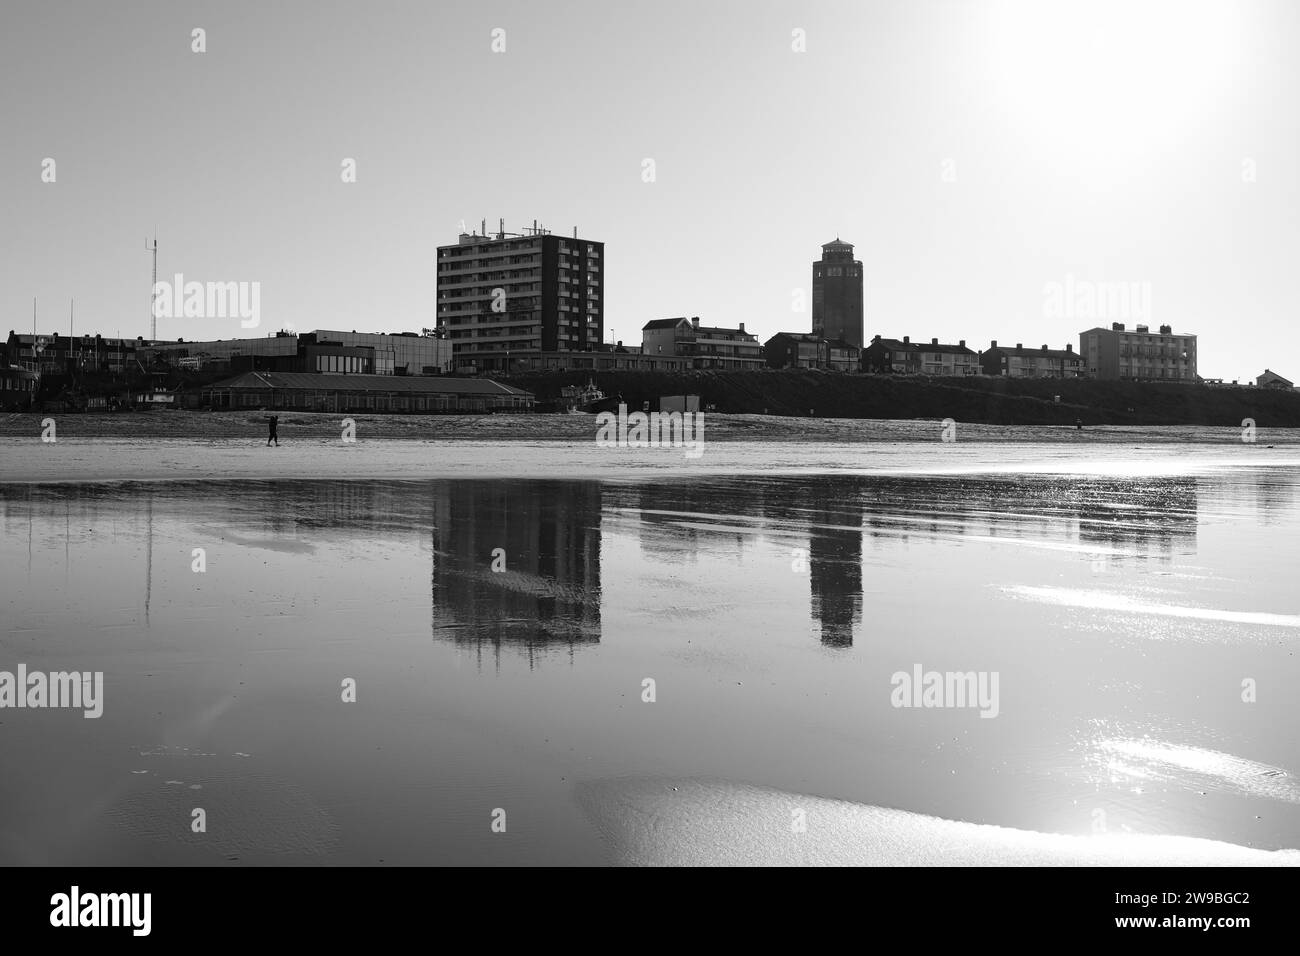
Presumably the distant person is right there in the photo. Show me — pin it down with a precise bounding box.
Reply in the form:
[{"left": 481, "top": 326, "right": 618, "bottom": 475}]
[
  {"left": 267, "top": 414, "right": 279, "bottom": 446},
  {"left": 1075, "top": 418, "right": 1083, "bottom": 430}
]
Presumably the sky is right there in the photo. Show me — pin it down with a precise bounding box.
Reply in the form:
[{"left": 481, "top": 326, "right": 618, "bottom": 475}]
[{"left": 1, "top": 0, "right": 1297, "bottom": 381}]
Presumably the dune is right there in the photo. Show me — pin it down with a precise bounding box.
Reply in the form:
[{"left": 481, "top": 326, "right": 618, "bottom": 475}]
[{"left": 575, "top": 777, "right": 1300, "bottom": 867}]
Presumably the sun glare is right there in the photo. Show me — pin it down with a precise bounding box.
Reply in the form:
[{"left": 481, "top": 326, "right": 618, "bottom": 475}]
[{"left": 983, "top": 0, "right": 1246, "bottom": 167}]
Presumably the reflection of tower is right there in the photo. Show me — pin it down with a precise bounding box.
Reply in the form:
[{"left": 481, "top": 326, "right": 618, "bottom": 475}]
[
  {"left": 431, "top": 480, "right": 602, "bottom": 668},
  {"left": 144, "top": 493, "right": 153, "bottom": 626},
  {"left": 808, "top": 485, "right": 864, "bottom": 648}
]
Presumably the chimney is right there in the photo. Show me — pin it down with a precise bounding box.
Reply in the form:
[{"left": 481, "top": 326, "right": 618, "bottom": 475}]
[
  {"left": 1112, "top": 322, "right": 1124, "bottom": 331},
  {"left": 958, "top": 339, "right": 965, "bottom": 348},
  {"left": 738, "top": 322, "right": 746, "bottom": 333},
  {"left": 1016, "top": 343, "right": 1023, "bottom": 350},
  {"left": 1066, "top": 344, "right": 1073, "bottom": 352},
  {"left": 903, "top": 336, "right": 910, "bottom": 344},
  {"left": 931, "top": 338, "right": 939, "bottom": 345},
  {"left": 990, "top": 340, "right": 997, "bottom": 348},
  {"left": 1159, "top": 324, "right": 1172, "bottom": 334},
  {"left": 1041, "top": 344, "right": 1048, "bottom": 351},
  {"left": 690, "top": 316, "right": 700, "bottom": 329},
  {"left": 873, "top": 334, "right": 881, "bottom": 342}
]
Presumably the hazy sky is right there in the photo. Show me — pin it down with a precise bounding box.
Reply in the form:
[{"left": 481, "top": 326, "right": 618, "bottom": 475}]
[{"left": 2, "top": 0, "right": 1296, "bottom": 380}]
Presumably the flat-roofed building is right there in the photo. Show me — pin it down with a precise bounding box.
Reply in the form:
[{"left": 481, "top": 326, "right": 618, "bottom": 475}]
[
  {"left": 151, "top": 329, "right": 453, "bottom": 375},
  {"left": 201, "top": 370, "right": 533, "bottom": 413},
  {"left": 1079, "top": 323, "right": 1197, "bottom": 381},
  {"left": 436, "top": 222, "right": 603, "bottom": 373}
]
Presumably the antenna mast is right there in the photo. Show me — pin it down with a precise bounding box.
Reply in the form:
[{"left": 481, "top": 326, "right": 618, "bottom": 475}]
[{"left": 147, "top": 235, "right": 158, "bottom": 341}]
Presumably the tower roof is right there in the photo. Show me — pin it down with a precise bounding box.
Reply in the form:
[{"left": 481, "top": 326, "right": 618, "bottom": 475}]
[{"left": 822, "top": 237, "right": 853, "bottom": 250}]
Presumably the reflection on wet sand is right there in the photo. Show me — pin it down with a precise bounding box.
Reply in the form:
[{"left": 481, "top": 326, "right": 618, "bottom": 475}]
[
  {"left": 8, "top": 471, "right": 1296, "bottom": 655},
  {"left": 2, "top": 465, "right": 1300, "bottom": 864},
  {"left": 600, "top": 472, "right": 1223, "bottom": 646},
  {"left": 430, "top": 480, "right": 602, "bottom": 668}
]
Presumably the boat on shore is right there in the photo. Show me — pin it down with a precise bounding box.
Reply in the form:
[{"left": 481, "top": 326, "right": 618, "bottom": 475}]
[{"left": 560, "top": 380, "right": 607, "bottom": 414}]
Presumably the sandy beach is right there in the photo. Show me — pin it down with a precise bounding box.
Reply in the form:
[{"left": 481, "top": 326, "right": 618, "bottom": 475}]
[
  {"left": 3, "top": 411, "right": 1299, "bottom": 483},
  {"left": 3, "top": 436, "right": 1299, "bottom": 483},
  {"left": 4, "top": 409, "right": 1300, "bottom": 444},
  {"left": 579, "top": 778, "right": 1300, "bottom": 867}
]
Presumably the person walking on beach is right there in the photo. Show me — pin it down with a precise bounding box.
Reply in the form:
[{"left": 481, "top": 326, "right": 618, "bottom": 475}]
[{"left": 267, "top": 414, "right": 279, "bottom": 446}]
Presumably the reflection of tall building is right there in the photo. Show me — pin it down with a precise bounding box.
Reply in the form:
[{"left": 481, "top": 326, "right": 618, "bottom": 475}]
[
  {"left": 431, "top": 481, "right": 602, "bottom": 667},
  {"left": 807, "top": 482, "right": 864, "bottom": 648}
]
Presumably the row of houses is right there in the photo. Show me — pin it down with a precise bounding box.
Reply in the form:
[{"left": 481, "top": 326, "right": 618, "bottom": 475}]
[
  {"left": 860, "top": 336, "right": 1086, "bottom": 378},
  {"left": 5, "top": 331, "right": 148, "bottom": 374},
  {"left": 626, "top": 319, "right": 1213, "bottom": 383}
]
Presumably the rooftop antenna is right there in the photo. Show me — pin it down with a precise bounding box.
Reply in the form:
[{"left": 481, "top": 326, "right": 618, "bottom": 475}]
[
  {"left": 498, "top": 218, "right": 505, "bottom": 240},
  {"left": 146, "top": 233, "right": 158, "bottom": 342}
]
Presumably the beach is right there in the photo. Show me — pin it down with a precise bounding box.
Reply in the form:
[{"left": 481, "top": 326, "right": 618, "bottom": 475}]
[
  {"left": 3, "top": 435, "right": 1299, "bottom": 865},
  {"left": 2, "top": 412, "right": 1299, "bottom": 484}
]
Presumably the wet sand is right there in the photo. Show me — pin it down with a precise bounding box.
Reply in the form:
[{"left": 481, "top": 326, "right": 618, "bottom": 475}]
[
  {"left": 2, "top": 435, "right": 1299, "bottom": 484},
  {"left": 3, "top": 409, "right": 1300, "bottom": 444},
  {"left": 4, "top": 469, "right": 1299, "bottom": 865},
  {"left": 578, "top": 778, "right": 1300, "bottom": 867}
]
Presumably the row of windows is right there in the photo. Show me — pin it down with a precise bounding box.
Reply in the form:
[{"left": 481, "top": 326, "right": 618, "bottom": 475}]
[
  {"left": 217, "top": 390, "right": 531, "bottom": 411},
  {"left": 315, "top": 355, "right": 370, "bottom": 374}
]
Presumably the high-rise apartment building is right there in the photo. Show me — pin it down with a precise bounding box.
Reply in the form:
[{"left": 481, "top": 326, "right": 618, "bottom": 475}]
[
  {"left": 436, "top": 222, "right": 604, "bottom": 373},
  {"left": 1079, "top": 323, "right": 1197, "bottom": 381},
  {"left": 812, "top": 238, "right": 864, "bottom": 349}
]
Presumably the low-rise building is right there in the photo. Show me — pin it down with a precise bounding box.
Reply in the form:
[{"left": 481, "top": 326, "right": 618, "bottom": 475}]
[
  {"left": 915, "top": 338, "right": 980, "bottom": 376},
  {"left": 863, "top": 335, "right": 977, "bottom": 375},
  {"left": 151, "top": 329, "right": 454, "bottom": 376},
  {"left": 980, "top": 341, "right": 1085, "bottom": 378},
  {"left": 861, "top": 335, "right": 921, "bottom": 374},
  {"left": 502, "top": 342, "right": 689, "bottom": 373},
  {"left": 763, "top": 332, "right": 861, "bottom": 372},
  {"left": 1256, "top": 369, "right": 1294, "bottom": 389},
  {"left": 201, "top": 370, "right": 534, "bottom": 413},
  {"left": 641, "top": 317, "right": 764, "bottom": 370},
  {"left": 1079, "top": 323, "right": 1197, "bottom": 381},
  {"left": 5, "top": 332, "right": 143, "bottom": 374}
]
